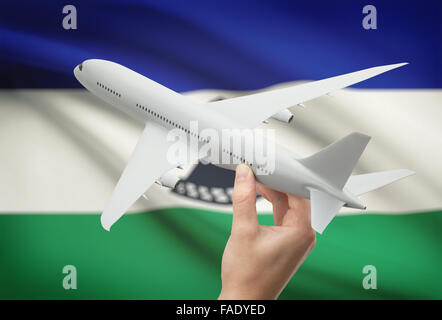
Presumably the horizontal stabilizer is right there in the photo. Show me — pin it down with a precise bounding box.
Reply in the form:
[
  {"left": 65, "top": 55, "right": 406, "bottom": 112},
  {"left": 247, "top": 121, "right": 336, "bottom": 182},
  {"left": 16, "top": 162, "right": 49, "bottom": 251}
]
[
  {"left": 300, "top": 132, "right": 371, "bottom": 189},
  {"left": 310, "top": 189, "right": 344, "bottom": 234},
  {"left": 345, "top": 169, "right": 415, "bottom": 196}
]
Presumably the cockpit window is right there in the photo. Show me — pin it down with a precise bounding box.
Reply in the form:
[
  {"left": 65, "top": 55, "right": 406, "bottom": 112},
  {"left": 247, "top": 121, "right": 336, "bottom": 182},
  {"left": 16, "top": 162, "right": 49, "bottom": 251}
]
[{"left": 78, "top": 63, "right": 83, "bottom": 71}]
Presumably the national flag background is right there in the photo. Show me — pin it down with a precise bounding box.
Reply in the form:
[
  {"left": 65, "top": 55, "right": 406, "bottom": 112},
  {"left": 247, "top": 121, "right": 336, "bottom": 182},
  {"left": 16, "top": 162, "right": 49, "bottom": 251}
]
[{"left": 0, "top": 0, "right": 441, "bottom": 299}]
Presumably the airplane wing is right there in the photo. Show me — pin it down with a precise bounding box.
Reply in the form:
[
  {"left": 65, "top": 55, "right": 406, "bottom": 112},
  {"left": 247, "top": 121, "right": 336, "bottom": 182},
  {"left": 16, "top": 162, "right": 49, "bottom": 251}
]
[
  {"left": 101, "top": 121, "right": 184, "bottom": 231},
  {"left": 207, "top": 63, "right": 408, "bottom": 128}
]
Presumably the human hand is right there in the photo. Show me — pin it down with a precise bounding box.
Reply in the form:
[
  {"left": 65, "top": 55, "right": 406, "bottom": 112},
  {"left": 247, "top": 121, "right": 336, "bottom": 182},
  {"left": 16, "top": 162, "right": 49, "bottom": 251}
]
[{"left": 218, "top": 164, "right": 316, "bottom": 300}]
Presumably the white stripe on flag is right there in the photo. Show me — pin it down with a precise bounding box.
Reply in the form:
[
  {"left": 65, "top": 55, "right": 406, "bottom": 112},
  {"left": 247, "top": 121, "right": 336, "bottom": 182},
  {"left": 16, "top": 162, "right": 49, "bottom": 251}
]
[{"left": 0, "top": 86, "right": 440, "bottom": 214}]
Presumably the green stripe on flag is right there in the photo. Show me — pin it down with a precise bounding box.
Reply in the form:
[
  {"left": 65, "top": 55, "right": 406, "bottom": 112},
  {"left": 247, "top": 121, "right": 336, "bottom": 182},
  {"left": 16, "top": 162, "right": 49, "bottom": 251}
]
[{"left": 0, "top": 209, "right": 441, "bottom": 299}]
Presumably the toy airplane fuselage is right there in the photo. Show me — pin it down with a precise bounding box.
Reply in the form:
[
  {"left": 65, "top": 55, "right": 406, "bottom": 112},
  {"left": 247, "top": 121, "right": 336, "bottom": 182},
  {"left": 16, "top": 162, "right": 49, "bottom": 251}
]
[{"left": 74, "top": 59, "right": 413, "bottom": 233}]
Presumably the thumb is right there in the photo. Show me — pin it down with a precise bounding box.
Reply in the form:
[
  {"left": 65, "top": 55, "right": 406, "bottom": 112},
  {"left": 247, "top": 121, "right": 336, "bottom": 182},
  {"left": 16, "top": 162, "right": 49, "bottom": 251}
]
[{"left": 232, "top": 164, "right": 258, "bottom": 230}]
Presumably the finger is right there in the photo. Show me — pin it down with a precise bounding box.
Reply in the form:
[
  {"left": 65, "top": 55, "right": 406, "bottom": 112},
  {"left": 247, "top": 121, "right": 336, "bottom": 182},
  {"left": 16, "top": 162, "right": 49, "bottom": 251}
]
[
  {"left": 232, "top": 164, "right": 258, "bottom": 231},
  {"left": 256, "top": 184, "right": 288, "bottom": 226},
  {"left": 282, "top": 194, "right": 311, "bottom": 228}
]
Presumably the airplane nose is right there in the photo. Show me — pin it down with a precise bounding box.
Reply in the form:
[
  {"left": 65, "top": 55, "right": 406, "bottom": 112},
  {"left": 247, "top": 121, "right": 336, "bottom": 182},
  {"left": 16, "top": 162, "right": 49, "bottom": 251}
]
[{"left": 73, "top": 62, "right": 84, "bottom": 80}]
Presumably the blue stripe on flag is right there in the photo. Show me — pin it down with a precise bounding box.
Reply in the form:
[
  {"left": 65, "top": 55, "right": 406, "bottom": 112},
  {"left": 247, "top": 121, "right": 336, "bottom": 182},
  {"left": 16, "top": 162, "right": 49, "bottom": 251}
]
[{"left": 0, "top": 0, "right": 440, "bottom": 89}]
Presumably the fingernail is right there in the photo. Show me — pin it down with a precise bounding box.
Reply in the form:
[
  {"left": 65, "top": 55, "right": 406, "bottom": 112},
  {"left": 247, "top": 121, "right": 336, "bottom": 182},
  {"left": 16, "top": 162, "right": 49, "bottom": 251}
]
[{"left": 236, "top": 164, "right": 249, "bottom": 181}]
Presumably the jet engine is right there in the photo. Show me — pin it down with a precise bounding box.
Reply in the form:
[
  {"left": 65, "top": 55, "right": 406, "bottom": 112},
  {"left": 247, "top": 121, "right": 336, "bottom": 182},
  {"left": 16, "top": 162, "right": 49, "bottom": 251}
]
[
  {"left": 271, "top": 109, "right": 294, "bottom": 123},
  {"left": 156, "top": 171, "right": 180, "bottom": 189}
]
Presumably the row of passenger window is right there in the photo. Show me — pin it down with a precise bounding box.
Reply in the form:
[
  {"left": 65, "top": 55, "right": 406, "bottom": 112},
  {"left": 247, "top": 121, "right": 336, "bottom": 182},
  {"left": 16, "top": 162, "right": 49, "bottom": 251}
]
[
  {"left": 135, "top": 103, "right": 209, "bottom": 143},
  {"left": 97, "top": 81, "right": 121, "bottom": 98},
  {"left": 221, "top": 148, "right": 269, "bottom": 174},
  {"left": 135, "top": 103, "right": 269, "bottom": 174}
]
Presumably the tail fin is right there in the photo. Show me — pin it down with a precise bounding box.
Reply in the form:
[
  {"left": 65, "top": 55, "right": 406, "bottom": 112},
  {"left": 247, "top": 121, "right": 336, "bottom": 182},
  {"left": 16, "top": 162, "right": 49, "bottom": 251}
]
[
  {"left": 345, "top": 169, "right": 415, "bottom": 196},
  {"left": 299, "top": 132, "right": 371, "bottom": 189}
]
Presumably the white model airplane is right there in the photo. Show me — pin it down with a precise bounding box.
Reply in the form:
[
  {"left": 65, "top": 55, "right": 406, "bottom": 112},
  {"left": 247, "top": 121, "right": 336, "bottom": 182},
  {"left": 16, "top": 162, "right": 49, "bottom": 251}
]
[{"left": 74, "top": 60, "right": 413, "bottom": 233}]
